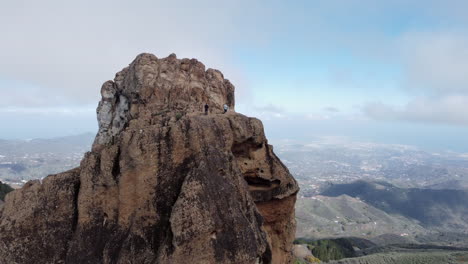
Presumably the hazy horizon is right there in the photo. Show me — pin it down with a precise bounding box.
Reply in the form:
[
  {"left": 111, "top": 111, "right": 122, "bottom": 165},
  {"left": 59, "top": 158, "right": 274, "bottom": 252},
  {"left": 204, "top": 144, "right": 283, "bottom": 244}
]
[
  {"left": 2, "top": 123, "right": 468, "bottom": 154},
  {"left": 2, "top": 1, "right": 468, "bottom": 152}
]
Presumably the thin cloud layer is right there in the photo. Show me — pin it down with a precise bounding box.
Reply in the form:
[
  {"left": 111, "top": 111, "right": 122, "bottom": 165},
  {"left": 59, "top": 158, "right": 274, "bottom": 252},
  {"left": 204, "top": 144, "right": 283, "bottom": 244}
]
[
  {"left": 364, "top": 95, "right": 468, "bottom": 126},
  {"left": 365, "top": 30, "right": 468, "bottom": 126},
  {"left": 2, "top": 0, "right": 468, "bottom": 141},
  {"left": 399, "top": 31, "right": 468, "bottom": 95},
  {"left": 324, "top": 107, "right": 340, "bottom": 113},
  {"left": 0, "top": 0, "right": 271, "bottom": 107}
]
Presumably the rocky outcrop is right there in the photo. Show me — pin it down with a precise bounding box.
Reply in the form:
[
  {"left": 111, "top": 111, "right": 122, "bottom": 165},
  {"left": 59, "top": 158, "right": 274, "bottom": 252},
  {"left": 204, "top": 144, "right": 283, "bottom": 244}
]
[
  {"left": 0, "top": 53, "right": 298, "bottom": 264},
  {"left": 94, "top": 53, "right": 235, "bottom": 146}
]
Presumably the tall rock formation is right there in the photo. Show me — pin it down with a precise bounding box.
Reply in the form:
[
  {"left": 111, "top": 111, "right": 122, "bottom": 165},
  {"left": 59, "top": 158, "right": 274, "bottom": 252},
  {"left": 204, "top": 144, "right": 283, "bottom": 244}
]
[{"left": 0, "top": 53, "right": 299, "bottom": 264}]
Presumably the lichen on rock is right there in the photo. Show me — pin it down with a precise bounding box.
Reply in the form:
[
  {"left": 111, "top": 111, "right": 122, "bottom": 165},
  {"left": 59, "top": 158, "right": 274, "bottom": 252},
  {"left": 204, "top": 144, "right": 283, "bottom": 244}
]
[{"left": 0, "top": 53, "right": 299, "bottom": 264}]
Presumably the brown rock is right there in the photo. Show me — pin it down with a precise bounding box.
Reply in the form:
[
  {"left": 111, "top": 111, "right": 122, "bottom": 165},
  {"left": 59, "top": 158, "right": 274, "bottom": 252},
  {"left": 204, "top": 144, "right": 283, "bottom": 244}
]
[{"left": 0, "top": 53, "right": 299, "bottom": 264}]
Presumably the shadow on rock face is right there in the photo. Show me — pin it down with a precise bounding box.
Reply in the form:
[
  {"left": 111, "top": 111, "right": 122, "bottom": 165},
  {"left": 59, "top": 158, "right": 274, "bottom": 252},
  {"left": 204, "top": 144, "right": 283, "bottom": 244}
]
[{"left": 0, "top": 53, "right": 299, "bottom": 264}]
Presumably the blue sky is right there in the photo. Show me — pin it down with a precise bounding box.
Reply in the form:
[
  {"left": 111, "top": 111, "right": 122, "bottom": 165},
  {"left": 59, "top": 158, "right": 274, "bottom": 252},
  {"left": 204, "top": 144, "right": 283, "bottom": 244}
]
[{"left": 1, "top": 0, "right": 468, "bottom": 151}]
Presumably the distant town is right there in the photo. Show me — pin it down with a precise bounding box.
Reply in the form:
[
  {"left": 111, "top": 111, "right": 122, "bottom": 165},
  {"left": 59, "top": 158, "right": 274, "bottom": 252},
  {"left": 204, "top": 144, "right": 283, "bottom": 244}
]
[{"left": 2, "top": 134, "right": 468, "bottom": 195}]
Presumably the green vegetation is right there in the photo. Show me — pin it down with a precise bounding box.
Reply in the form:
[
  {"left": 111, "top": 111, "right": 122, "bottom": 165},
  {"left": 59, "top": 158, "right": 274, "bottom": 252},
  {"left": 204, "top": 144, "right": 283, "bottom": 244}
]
[
  {"left": 326, "top": 251, "right": 468, "bottom": 264},
  {"left": 294, "top": 238, "right": 357, "bottom": 262},
  {"left": 305, "top": 255, "right": 321, "bottom": 263},
  {"left": 309, "top": 239, "right": 355, "bottom": 262},
  {"left": 294, "top": 236, "right": 468, "bottom": 263},
  {"left": 175, "top": 112, "right": 183, "bottom": 121},
  {"left": 0, "top": 181, "right": 14, "bottom": 201},
  {"left": 294, "top": 238, "right": 314, "bottom": 245},
  {"left": 294, "top": 193, "right": 426, "bottom": 241},
  {"left": 455, "top": 252, "right": 468, "bottom": 263},
  {"left": 321, "top": 180, "right": 468, "bottom": 229},
  {"left": 294, "top": 256, "right": 321, "bottom": 263},
  {"left": 294, "top": 259, "right": 308, "bottom": 264}
]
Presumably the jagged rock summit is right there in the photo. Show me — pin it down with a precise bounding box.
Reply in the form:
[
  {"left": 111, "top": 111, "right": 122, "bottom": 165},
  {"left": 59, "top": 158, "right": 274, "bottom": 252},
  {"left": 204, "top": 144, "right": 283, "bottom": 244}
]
[{"left": 0, "top": 53, "right": 299, "bottom": 264}]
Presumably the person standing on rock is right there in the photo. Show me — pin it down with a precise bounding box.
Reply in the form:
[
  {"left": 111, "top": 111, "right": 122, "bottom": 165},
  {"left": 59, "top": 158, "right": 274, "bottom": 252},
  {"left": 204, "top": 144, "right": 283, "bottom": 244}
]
[
  {"left": 223, "top": 104, "right": 229, "bottom": 114},
  {"left": 204, "top": 103, "right": 209, "bottom": 115}
]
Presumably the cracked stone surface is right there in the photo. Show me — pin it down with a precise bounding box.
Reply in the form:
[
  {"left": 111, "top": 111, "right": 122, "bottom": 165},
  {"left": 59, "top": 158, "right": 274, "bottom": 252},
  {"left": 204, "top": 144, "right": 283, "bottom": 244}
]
[{"left": 0, "top": 53, "right": 299, "bottom": 264}]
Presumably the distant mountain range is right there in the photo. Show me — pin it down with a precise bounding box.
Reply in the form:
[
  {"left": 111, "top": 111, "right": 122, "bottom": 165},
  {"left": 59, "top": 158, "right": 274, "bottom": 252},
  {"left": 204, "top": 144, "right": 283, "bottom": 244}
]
[
  {"left": 295, "top": 193, "right": 425, "bottom": 241},
  {"left": 322, "top": 180, "right": 468, "bottom": 230},
  {"left": 3, "top": 134, "right": 468, "bottom": 250},
  {"left": 296, "top": 180, "right": 468, "bottom": 248},
  {"left": 294, "top": 237, "right": 468, "bottom": 264}
]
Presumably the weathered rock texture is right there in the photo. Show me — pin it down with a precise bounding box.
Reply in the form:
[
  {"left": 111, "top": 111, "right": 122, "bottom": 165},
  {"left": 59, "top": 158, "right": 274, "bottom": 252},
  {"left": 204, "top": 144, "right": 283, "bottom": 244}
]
[{"left": 0, "top": 53, "right": 299, "bottom": 264}]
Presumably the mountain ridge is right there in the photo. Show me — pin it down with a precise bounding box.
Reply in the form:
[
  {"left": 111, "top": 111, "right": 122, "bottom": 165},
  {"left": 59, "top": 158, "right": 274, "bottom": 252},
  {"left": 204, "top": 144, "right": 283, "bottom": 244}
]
[{"left": 321, "top": 180, "right": 468, "bottom": 230}]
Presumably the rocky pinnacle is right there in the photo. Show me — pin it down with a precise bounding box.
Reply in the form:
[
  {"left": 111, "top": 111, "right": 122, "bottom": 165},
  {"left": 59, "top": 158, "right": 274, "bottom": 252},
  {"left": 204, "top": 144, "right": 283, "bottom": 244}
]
[{"left": 0, "top": 53, "right": 299, "bottom": 264}]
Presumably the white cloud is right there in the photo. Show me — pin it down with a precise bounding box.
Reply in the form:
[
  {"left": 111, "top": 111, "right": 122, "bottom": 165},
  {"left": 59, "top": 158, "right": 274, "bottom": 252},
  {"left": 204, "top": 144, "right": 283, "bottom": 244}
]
[
  {"left": 398, "top": 31, "right": 468, "bottom": 95},
  {"left": 363, "top": 29, "right": 468, "bottom": 126},
  {"left": 0, "top": 0, "right": 273, "bottom": 108},
  {"left": 364, "top": 95, "right": 468, "bottom": 126},
  {"left": 324, "top": 106, "right": 340, "bottom": 113},
  {"left": 254, "top": 104, "right": 285, "bottom": 114},
  {"left": 250, "top": 104, "right": 288, "bottom": 120},
  {"left": 3, "top": 0, "right": 468, "bottom": 129},
  {"left": 304, "top": 114, "right": 330, "bottom": 121}
]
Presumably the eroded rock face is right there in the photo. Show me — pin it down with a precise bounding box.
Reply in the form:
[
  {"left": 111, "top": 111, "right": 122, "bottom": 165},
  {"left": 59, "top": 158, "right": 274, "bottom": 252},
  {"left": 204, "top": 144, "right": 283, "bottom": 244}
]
[
  {"left": 0, "top": 53, "right": 298, "bottom": 264},
  {"left": 94, "top": 53, "right": 235, "bottom": 146}
]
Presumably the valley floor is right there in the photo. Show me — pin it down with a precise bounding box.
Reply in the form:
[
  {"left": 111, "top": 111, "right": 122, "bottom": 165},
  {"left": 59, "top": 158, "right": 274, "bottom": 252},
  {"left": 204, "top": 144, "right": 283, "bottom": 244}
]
[{"left": 326, "top": 251, "right": 468, "bottom": 264}]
